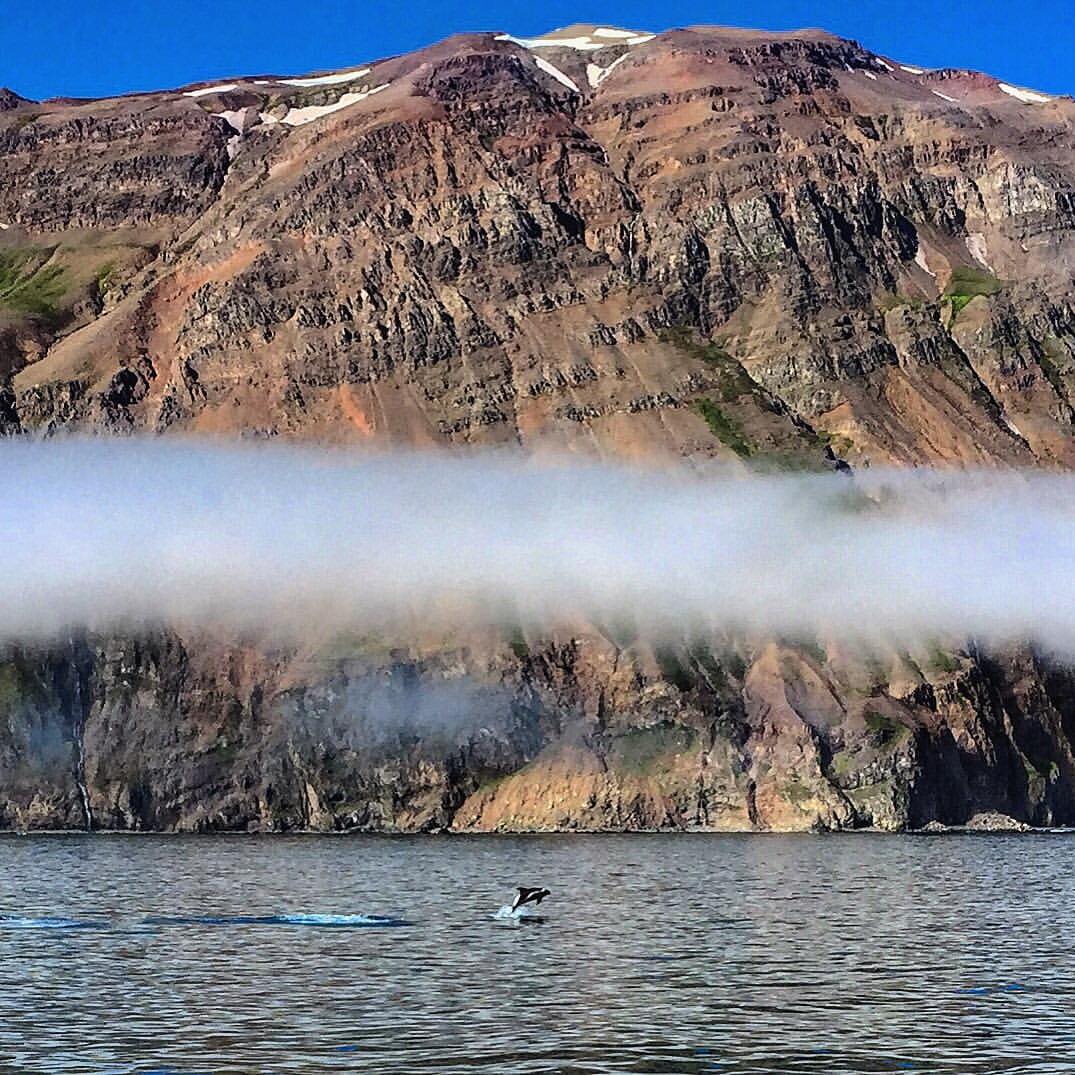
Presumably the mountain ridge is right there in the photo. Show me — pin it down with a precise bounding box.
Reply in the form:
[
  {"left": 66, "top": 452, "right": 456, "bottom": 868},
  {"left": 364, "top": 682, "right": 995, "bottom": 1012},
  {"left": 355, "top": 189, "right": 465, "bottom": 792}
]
[{"left": 5, "top": 24, "right": 1066, "bottom": 112}]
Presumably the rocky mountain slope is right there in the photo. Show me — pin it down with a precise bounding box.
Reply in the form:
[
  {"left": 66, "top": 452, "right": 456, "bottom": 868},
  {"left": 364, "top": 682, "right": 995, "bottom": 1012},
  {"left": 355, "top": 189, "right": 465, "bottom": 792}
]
[{"left": 2, "top": 24, "right": 1075, "bottom": 832}]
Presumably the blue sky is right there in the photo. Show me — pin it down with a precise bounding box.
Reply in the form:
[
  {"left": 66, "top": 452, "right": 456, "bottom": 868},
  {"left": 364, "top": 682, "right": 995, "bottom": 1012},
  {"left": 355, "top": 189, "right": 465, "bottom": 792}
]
[{"left": 2, "top": 0, "right": 1071, "bottom": 100}]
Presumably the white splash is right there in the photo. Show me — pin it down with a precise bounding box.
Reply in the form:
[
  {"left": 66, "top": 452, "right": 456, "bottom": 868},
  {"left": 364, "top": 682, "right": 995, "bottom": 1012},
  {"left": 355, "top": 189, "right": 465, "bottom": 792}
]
[
  {"left": 534, "top": 56, "right": 580, "bottom": 93},
  {"left": 183, "top": 83, "right": 239, "bottom": 98},
  {"left": 0, "top": 916, "right": 93, "bottom": 930},
  {"left": 914, "top": 247, "right": 936, "bottom": 278},
  {"left": 932, "top": 89, "right": 959, "bottom": 103},
  {"left": 864, "top": 71, "right": 878, "bottom": 81},
  {"left": 493, "top": 905, "right": 542, "bottom": 923},
  {"left": 877, "top": 59, "right": 894, "bottom": 72},
  {"left": 998, "top": 82, "right": 1053, "bottom": 104},
  {"left": 900, "top": 65, "right": 926, "bottom": 75}
]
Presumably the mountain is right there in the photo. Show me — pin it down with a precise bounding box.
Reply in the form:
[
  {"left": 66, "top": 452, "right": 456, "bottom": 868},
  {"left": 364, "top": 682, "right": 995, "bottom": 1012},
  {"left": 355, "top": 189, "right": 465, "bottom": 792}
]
[{"left": 2, "top": 25, "right": 1075, "bottom": 832}]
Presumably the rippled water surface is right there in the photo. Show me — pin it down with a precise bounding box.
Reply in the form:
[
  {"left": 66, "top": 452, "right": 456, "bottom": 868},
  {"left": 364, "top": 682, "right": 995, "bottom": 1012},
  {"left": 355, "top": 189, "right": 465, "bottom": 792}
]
[{"left": 2, "top": 833, "right": 1073, "bottom": 1073}]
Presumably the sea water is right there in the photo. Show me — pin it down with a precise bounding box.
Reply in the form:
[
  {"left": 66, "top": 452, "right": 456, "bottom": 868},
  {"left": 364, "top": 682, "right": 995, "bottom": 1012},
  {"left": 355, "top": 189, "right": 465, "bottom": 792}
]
[{"left": 1, "top": 832, "right": 1074, "bottom": 1073}]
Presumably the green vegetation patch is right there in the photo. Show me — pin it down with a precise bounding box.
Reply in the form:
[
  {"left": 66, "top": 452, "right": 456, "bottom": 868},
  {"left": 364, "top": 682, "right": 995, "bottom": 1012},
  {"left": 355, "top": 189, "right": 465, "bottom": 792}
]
[
  {"left": 944, "top": 266, "right": 1003, "bottom": 317},
  {"left": 610, "top": 723, "right": 696, "bottom": 775},
  {"left": 94, "top": 261, "right": 117, "bottom": 294},
  {"left": 475, "top": 771, "right": 512, "bottom": 796},
  {"left": 780, "top": 775, "right": 815, "bottom": 806},
  {"left": 0, "top": 662, "right": 49, "bottom": 715},
  {"left": 846, "top": 778, "right": 894, "bottom": 804},
  {"left": 0, "top": 665, "right": 23, "bottom": 711},
  {"left": 816, "top": 429, "right": 854, "bottom": 457},
  {"left": 659, "top": 327, "right": 759, "bottom": 402},
  {"left": 1037, "top": 337, "right": 1071, "bottom": 401},
  {"left": 926, "top": 646, "right": 959, "bottom": 676},
  {"left": 863, "top": 709, "right": 908, "bottom": 746},
  {"left": 830, "top": 751, "right": 857, "bottom": 779},
  {"left": 0, "top": 247, "right": 67, "bottom": 321},
  {"left": 796, "top": 638, "right": 828, "bottom": 666},
  {"left": 506, "top": 626, "right": 529, "bottom": 661},
  {"left": 696, "top": 398, "right": 753, "bottom": 457},
  {"left": 685, "top": 641, "right": 730, "bottom": 692},
  {"left": 877, "top": 292, "right": 925, "bottom": 313}
]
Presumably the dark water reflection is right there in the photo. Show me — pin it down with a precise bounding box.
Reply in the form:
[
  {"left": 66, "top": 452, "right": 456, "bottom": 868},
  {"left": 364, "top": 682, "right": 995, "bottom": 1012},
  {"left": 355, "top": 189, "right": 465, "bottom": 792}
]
[{"left": 1, "top": 833, "right": 1073, "bottom": 1073}]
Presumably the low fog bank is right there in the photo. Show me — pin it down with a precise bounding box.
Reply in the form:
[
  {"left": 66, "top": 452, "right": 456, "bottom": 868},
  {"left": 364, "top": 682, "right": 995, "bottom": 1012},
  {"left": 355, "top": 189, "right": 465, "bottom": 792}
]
[{"left": 2, "top": 438, "right": 1072, "bottom": 652}]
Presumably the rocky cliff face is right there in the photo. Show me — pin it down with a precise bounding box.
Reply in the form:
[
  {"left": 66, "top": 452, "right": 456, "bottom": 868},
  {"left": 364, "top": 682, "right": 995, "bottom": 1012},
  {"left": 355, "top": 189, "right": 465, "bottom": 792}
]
[
  {"left": 2, "top": 24, "right": 1075, "bottom": 831},
  {"left": 4, "top": 629, "right": 1075, "bottom": 832}
]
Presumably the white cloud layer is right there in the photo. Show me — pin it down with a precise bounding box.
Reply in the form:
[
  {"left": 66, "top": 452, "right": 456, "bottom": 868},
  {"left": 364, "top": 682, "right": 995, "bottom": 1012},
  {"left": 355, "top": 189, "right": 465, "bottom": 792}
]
[{"left": 2, "top": 439, "right": 1073, "bottom": 651}]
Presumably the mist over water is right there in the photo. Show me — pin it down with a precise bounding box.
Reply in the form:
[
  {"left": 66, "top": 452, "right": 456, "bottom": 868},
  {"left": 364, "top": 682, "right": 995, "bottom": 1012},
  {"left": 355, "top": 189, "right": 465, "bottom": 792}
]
[{"left": 2, "top": 438, "right": 1073, "bottom": 650}]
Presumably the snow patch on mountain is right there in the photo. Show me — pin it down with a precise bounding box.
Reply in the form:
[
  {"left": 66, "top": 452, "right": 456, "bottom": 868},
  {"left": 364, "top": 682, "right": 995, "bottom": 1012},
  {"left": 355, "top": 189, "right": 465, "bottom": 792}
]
[
  {"left": 1001, "top": 413, "right": 1024, "bottom": 437},
  {"left": 587, "top": 54, "right": 630, "bottom": 88},
  {"left": 497, "top": 33, "right": 604, "bottom": 51},
  {"left": 213, "top": 109, "right": 255, "bottom": 133},
  {"left": 967, "top": 233, "right": 993, "bottom": 271},
  {"left": 213, "top": 108, "right": 259, "bottom": 157},
  {"left": 998, "top": 82, "right": 1052, "bottom": 104},
  {"left": 281, "top": 83, "right": 389, "bottom": 126},
  {"left": 183, "top": 83, "right": 238, "bottom": 98},
  {"left": 900, "top": 65, "right": 926, "bottom": 75},
  {"left": 278, "top": 68, "right": 371, "bottom": 88},
  {"left": 496, "top": 28, "right": 653, "bottom": 52},
  {"left": 534, "top": 57, "right": 580, "bottom": 93}
]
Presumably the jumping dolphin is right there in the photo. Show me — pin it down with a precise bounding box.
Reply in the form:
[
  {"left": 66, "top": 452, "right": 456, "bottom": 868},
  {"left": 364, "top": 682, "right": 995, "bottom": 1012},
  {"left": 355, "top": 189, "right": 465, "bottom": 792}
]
[{"left": 511, "top": 886, "right": 550, "bottom": 912}]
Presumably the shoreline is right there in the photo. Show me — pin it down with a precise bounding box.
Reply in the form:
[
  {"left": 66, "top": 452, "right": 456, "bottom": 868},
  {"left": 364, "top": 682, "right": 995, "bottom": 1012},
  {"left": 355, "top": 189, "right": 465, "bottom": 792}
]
[{"left": 3, "top": 823, "right": 1075, "bottom": 838}]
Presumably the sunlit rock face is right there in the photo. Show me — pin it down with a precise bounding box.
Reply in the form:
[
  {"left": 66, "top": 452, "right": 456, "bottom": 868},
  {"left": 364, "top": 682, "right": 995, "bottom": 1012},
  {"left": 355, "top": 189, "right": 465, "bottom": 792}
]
[{"left": 2, "top": 25, "right": 1075, "bottom": 831}]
